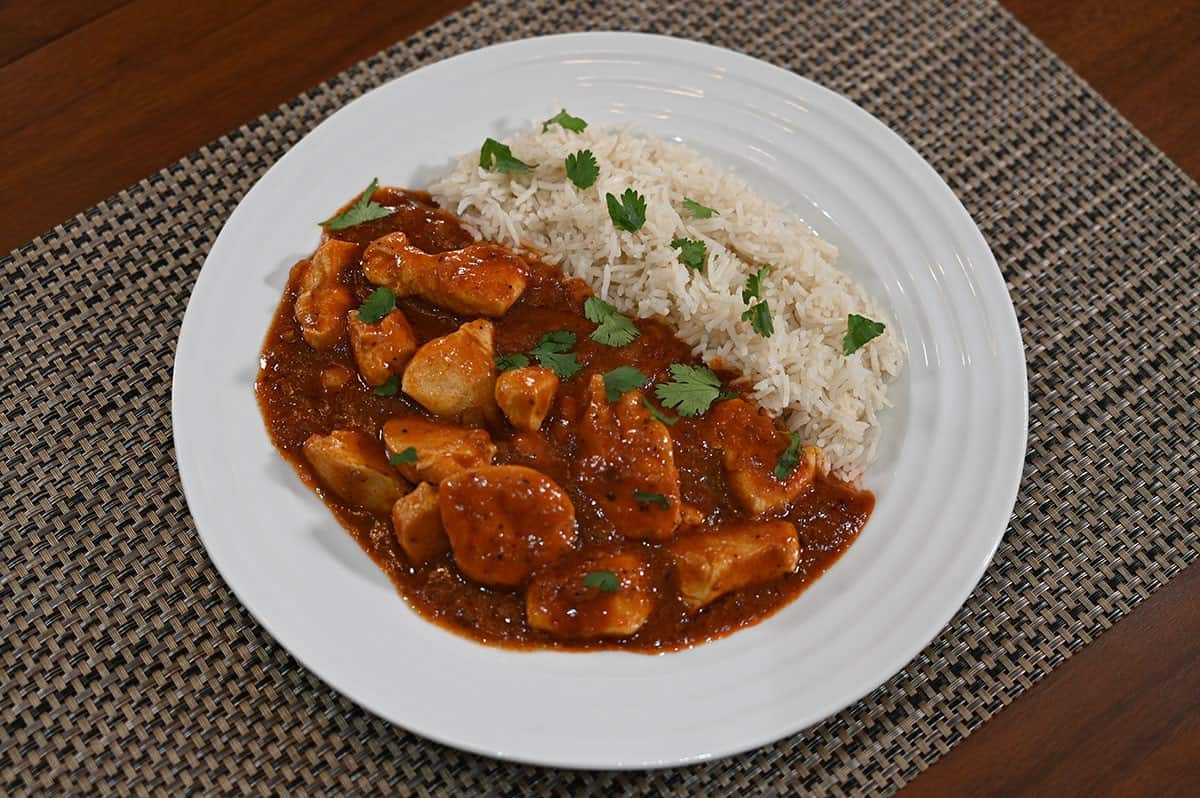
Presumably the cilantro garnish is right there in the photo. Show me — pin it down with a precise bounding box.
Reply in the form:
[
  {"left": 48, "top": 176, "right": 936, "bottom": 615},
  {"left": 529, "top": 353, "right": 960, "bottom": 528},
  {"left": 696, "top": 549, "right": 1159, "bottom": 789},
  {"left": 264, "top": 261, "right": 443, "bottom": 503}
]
[
  {"left": 681, "top": 197, "right": 718, "bottom": 219},
  {"left": 773, "top": 432, "right": 803, "bottom": 481},
  {"left": 633, "top": 489, "right": 671, "bottom": 509},
  {"left": 582, "top": 570, "right": 619, "bottom": 592},
  {"left": 530, "top": 331, "right": 576, "bottom": 354},
  {"left": 742, "top": 265, "right": 770, "bottom": 304},
  {"left": 654, "top": 363, "right": 732, "bottom": 417},
  {"left": 670, "top": 237, "right": 708, "bottom": 272},
  {"left": 479, "top": 138, "right": 534, "bottom": 173},
  {"left": 321, "top": 178, "right": 395, "bottom": 230},
  {"left": 565, "top": 149, "right": 599, "bottom": 189},
  {"left": 641, "top": 397, "right": 678, "bottom": 426},
  {"left": 494, "top": 353, "right": 531, "bottom": 372},
  {"left": 389, "top": 447, "right": 418, "bottom": 466},
  {"left": 529, "top": 331, "right": 583, "bottom": 379},
  {"left": 742, "top": 300, "right": 773, "bottom": 338},
  {"left": 543, "top": 109, "right": 588, "bottom": 133},
  {"left": 583, "top": 296, "right": 640, "bottom": 347},
  {"left": 603, "top": 366, "right": 648, "bottom": 402},
  {"left": 357, "top": 287, "right": 397, "bottom": 323},
  {"left": 606, "top": 188, "right": 647, "bottom": 232},
  {"left": 843, "top": 314, "right": 886, "bottom": 355},
  {"left": 536, "top": 352, "right": 583, "bottom": 380},
  {"left": 497, "top": 332, "right": 583, "bottom": 379},
  {"left": 373, "top": 375, "right": 400, "bottom": 396}
]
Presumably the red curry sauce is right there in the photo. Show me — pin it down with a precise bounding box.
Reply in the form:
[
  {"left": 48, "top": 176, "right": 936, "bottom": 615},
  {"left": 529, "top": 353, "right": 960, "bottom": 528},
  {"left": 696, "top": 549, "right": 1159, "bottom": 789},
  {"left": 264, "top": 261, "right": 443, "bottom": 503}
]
[{"left": 255, "top": 188, "right": 872, "bottom": 652}]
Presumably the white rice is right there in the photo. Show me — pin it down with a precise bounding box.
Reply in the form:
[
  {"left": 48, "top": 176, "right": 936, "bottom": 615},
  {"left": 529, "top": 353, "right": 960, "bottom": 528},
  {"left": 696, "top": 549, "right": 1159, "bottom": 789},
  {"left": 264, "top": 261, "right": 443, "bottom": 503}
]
[{"left": 430, "top": 124, "right": 904, "bottom": 479}]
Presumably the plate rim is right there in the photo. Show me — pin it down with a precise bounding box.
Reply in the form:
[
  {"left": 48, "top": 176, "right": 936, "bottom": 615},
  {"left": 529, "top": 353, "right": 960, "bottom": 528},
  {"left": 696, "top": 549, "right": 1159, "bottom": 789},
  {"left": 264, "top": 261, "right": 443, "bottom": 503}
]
[{"left": 172, "top": 30, "right": 1028, "bottom": 769}]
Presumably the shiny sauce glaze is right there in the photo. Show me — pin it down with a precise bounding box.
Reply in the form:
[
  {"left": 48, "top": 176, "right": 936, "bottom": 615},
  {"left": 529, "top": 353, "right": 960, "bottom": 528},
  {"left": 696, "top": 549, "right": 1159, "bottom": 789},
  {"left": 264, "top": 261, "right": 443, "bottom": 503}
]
[{"left": 256, "top": 188, "right": 873, "bottom": 652}]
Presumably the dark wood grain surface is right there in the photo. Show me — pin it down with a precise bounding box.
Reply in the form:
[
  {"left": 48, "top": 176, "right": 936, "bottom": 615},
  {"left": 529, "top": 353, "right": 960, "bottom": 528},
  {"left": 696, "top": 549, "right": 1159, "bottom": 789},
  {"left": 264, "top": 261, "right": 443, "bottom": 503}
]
[{"left": 2, "top": 1, "right": 1196, "bottom": 792}]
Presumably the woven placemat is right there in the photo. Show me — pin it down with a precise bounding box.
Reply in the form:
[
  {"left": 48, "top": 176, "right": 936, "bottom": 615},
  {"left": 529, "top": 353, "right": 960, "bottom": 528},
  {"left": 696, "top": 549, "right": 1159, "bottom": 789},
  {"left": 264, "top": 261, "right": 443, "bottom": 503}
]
[{"left": 3, "top": 0, "right": 1197, "bottom": 794}]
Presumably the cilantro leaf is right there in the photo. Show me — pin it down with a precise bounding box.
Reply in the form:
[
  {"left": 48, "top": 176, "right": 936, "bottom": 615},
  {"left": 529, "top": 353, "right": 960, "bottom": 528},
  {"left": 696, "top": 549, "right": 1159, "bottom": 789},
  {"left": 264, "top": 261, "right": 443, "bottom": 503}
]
[
  {"left": 654, "top": 363, "right": 729, "bottom": 417},
  {"left": 582, "top": 570, "right": 619, "bottom": 592},
  {"left": 479, "top": 138, "right": 534, "bottom": 173},
  {"left": 530, "top": 330, "right": 577, "bottom": 355},
  {"left": 741, "top": 301, "right": 774, "bottom": 338},
  {"left": 633, "top": 489, "right": 671, "bottom": 509},
  {"left": 498, "top": 331, "right": 583, "bottom": 380},
  {"left": 535, "top": 352, "right": 583, "bottom": 380},
  {"left": 670, "top": 237, "right": 708, "bottom": 272},
  {"left": 603, "top": 366, "right": 648, "bottom": 402},
  {"left": 774, "top": 432, "right": 803, "bottom": 481},
  {"left": 321, "top": 178, "right": 396, "bottom": 230},
  {"left": 389, "top": 447, "right": 418, "bottom": 466},
  {"left": 357, "top": 287, "right": 397, "bottom": 323},
  {"left": 565, "top": 149, "right": 599, "bottom": 189},
  {"left": 373, "top": 375, "right": 400, "bottom": 396},
  {"left": 742, "top": 265, "right": 770, "bottom": 304},
  {"left": 494, "top": 353, "right": 530, "bottom": 372},
  {"left": 583, "top": 296, "right": 640, "bottom": 347},
  {"left": 529, "top": 331, "right": 582, "bottom": 379},
  {"left": 606, "top": 188, "right": 647, "bottom": 232},
  {"left": 843, "top": 314, "right": 886, "bottom": 355},
  {"left": 543, "top": 109, "right": 588, "bottom": 133},
  {"left": 681, "top": 197, "right": 718, "bottom": 219},
  {"left": 641, "top": 397, "right": 678, "bottom": 426}
]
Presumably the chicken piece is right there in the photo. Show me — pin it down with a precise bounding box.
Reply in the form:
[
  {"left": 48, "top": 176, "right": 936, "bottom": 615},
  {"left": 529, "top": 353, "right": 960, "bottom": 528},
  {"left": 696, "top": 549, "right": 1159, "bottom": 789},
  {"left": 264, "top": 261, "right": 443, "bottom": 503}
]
[
  {"left": 293, "top": 239, "right": 360, "bottom": 350},
  {"left": 381, "top": 416, "right": 496, "bottom": 484},
  {"left": 362, "top": 231, "right": 528, "bottom": 317},
  {"left": 392, "top": 483, "right": 449, "bottom": 566},
  {"left": 505, "top": 431, "right": 569, "bottom": 477},
  {"left": 574, "top": 375, "right": 682, "bottom": 542},
  {"left": 439, "top": 465, "right": 576, "bottom": 587},
  {"left": 680, "top": 504, "right": 705, "bottom": 526},
  {"left": 526, "top": 550, "right": 654, "bottom": 639},
  {"left": 320, "top": 364, "right": 354, "bottom": 391},
  {"left": 708, "top": 399, "right": 825, "bottom": 515},
  {"left": 302, "top": 430, "right": 408, "bottom": 515},
  {"left": 494, "top": 366, "right": 559, "bottom": 431},
  {"left": 347, "top": 308, "right": 419, "bottom": 387},
  {"left": 401, "top": 319, "right": 497, "bottom": 423},
  {"left": 668, "top": 521, "right": 800, "bottom": 611}
]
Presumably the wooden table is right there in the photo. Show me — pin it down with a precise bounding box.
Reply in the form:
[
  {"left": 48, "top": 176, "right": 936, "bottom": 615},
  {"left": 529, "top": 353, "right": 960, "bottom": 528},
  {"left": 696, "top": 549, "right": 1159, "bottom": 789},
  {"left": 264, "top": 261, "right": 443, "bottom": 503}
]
[{"left": 3, "top": 1, "right": 1196, "bottom": 792}]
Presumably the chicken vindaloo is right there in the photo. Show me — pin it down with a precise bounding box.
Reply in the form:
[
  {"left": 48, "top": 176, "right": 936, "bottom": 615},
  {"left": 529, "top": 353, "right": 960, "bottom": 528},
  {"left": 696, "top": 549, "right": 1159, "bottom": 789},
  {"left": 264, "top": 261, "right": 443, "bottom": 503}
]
[{"left": 256, "top": 184, "right": 873, "bottom": 652}]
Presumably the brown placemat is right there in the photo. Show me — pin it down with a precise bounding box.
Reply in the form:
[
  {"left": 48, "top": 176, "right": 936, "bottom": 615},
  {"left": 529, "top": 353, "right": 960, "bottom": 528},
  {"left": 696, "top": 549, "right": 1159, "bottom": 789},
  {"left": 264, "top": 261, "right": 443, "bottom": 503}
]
[{"left": 3, "top": 0, "right": 1197, "bottom": 794}]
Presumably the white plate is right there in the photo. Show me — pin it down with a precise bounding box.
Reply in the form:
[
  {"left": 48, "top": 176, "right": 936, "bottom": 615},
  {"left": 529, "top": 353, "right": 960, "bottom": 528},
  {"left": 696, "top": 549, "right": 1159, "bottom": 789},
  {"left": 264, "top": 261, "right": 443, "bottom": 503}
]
[{"left": 173, "top": 33, "right": 1027, "bottom": 769}]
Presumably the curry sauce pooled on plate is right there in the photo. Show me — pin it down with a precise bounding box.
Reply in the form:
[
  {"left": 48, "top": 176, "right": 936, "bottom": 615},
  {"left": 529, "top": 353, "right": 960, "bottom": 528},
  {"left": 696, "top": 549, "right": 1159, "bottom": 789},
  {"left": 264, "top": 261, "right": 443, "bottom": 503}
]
[{"left": 257, "top": 182, "right": 873, "bottom": 652}]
